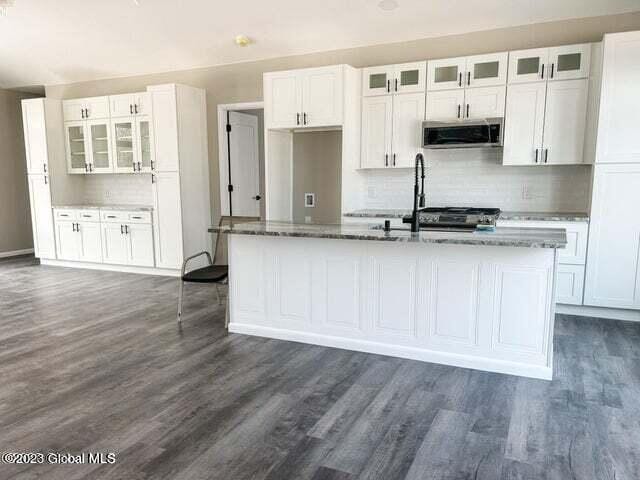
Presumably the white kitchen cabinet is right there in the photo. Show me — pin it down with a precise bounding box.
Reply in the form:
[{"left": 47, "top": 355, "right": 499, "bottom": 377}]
[
  {"left": 508, "top": 44, "right": 590, "bottom": 84},
  {"left": 62, "top": 96, "right": 109, "bottom": 122},
  {"left": 101, "top": 222, "right": 129, "bottom": 265},
  {"left": 54, "top": 212, "right": 103, "bottom": 263},
  {"left": 595, "top": 31, "right": 640, "bottom": 164},
  {"left": 361, "top": 96, "right": 393, "bottom": 168},
  {"left": 55, "top": 221, "right": 79, "bottom": 261},
  {"left": 585, "top": 164, "right": 640, "bottom": 310},
  {"left": 502, "top": 82, "right": 546, "bottom": 165},
  {"left": 462, "top": 86, "right": 506, "bottom": 119},
  {"left": 109, "top": 92, "right": 151, "bottom": 118},
  {"left": 425, "top": 90, "right": 465, "bottom": 121},
  {"left": 265, "top": 66, "right": 346, "bottom": 129},
  {"left": 86, "top": 119, "right": 112, "bottom": 173},
  {"left": 65, "top": 121, "right": 89, "bottom": 173},
  {"left": 503, "top": 77, "right": 589, "bottom": 166},
  {"left": 362, "top": 61, "right": 426, "bottom": 96},
  {"left": 391, "top": 92, "right": 426, "bottom": 168},
  {"left": 27, "top": 174, "right": 56, "bottom": 259},
  {"left": 152, "top": 171, "right": 183, "bottom": 269},
  {"left": 22, "top": 99, "right": 49, "bottom": 175},
  {"left": 361, "top": 93, "right": 424, "bottom": 169},
  {"left": 541, "top": 79, "right": 588, "bottom": 165},
  {"left": 112, "top": 115, "right": 153, "bottom": 173},
  {"left": 427, "top": 57, "right": 467, "bottom": 91},
  {"left": 127, "top": 224, "right": 155, "bottom": 267},
  {"left": 77, "top": 221, "right": 103, "bottom": 263},
  {"left": 556, "top": 265, "right": 585, "bottom": 306}
]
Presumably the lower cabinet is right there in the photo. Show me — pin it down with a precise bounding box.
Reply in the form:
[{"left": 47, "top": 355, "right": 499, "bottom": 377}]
[
  {"left": 556, "top": 264, "right": 586, "bottom": 305},
  {"left": 55, "top": 219, "right": 103, "bottom": 263},
  {"left": 27, "top": 174, "right": 56, "bottom": 259}
]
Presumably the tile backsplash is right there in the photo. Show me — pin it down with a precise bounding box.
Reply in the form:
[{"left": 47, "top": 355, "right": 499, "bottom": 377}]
[
  {"left": 81, "top": 174, "right": 154, "bottom": 206},
  {"left": 361, "top": 149, "right": 592, "bottom": 212}
]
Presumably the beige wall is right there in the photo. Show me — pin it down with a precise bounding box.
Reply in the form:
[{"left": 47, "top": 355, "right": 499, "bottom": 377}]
[
  {"left": 44, "top": 12, "right": 640, "bottom": 221},
  {"left": 0, "top": 89, "right": 38, "bottom": 254},
  {"left": 292, "top": 131, "right": 342, "bottom": 224}
]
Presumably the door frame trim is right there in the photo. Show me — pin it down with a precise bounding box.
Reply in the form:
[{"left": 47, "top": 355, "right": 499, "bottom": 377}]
[{"left": 217, "top": 101, "right": 264, "bottom": 218}]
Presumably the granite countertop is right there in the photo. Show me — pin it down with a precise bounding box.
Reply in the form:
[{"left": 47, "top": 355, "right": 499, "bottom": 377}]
[
  {"left": 53, "top": 204, "right": 153, "bottom": 212},
  {"left": 343, "top": 209, "right": 589, "bottom": 222},
  {"left": 210, "top": 221, "right": 567, "bottom": 249}
]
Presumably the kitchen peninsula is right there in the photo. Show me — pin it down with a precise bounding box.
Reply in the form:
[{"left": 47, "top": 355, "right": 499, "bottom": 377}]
[{"left": 211, "top": 221, "right": 566, "bottom": 379}]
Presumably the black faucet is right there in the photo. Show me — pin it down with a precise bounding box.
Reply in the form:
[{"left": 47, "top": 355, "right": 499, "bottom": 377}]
[{"left": 411, "top": 153, "right": 426, "bottom": 233}]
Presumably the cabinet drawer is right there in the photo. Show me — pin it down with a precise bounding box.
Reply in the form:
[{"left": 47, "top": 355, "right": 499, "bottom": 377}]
[
  {"left": 101, "top": 211, "right": 128, "bottom": 223},
  {"left": 556, "top": 264, "right": 585, "bottom": 305},
  {"left": 54, "top": 209, "right": 79, "bottom": 221},
  {"left": 496, "top": 220, "right": 588, "bottom": 264},
  {"left": 78, "top": 210, "right": 100, "bottom": 222},
  {"left": 127, "top": 211, "right": 152, "bottom": 224}
]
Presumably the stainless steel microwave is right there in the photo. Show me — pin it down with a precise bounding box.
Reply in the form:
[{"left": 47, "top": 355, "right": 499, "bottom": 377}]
[{"left": 422, "top": 118, "right": 504, "bottom": 149}]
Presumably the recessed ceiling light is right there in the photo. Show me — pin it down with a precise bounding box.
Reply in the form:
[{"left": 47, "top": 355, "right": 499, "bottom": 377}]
[
  {"left": 235, "top": 35, "right": 252, "bottom": 47},
  {"left": 378, "top": 0, "right": 398, "bottom": 11}
]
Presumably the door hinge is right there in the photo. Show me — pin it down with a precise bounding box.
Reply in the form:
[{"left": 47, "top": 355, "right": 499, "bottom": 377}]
[
  {"left": 226, "top": 124, "right": 232, "bottom": 133},
  {"left": 228, "top": 184, "right": 234, "bottom": 192}
]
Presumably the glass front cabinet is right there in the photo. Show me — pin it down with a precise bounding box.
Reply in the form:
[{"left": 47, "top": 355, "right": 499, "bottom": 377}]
[
  {"left": 362, "top": 61, "right": 426, "bottom": 96},
  {"left": 508, "top": 44, "right": 591, "bottom": 84},
  {"left": 112, "top": 115, "right": 153, "bottom": 173}
]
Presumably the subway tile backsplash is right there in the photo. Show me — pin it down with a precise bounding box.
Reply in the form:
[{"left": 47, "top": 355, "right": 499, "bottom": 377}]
[
  {"left": 362, "top": 149, "right": 591, "bottom": 212},
  {"left": 82, "top": 174, "right": 154, "bottom": 206}
]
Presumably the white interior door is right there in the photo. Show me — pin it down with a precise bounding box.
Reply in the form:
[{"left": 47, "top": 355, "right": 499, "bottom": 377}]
[
  {"left": 463, "top": 86, "right": 506, "bottom": 119},
  {"left": 361, "top": 96, "right": 393, "bottom": 168},
  {"left": 502, "top": 82, "right": 546, "bottom": 166},
  {"left": 542, "top": 79, "right": 588, "bottom": 165},
  {"left": 391, "top": 93, "right": 425, "bottom": 168},
  {"left": 425, "top": 89, "right": 465, "bottom": 121},
  {"left": 224, "top": 111, "right": 261, "bottom": 217},
  {"left": 28, "top": 174, "right": 56, "bottom": 259}
]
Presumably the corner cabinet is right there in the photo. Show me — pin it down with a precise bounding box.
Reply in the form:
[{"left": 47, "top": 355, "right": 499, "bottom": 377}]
[
  {"left": 264, "top": 66, "right": 345, "bottom": 129},
  {"left": 584, "top": 164, "right": 640, "bottom": 310},
  {"left": 595, "top": 31, "right": 640, "bottom": 164}
]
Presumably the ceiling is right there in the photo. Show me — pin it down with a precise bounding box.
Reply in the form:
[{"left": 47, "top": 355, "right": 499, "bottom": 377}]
[{"left": 1, "top": 0, "right": 639, "bottom": 88}]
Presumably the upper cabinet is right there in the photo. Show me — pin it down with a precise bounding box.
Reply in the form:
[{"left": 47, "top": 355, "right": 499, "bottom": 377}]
[
  {"left": 595, "top": 31, "right": 640, "bottom": 164},
  {"left": 427, "top": 52, "right": 508, "bottom": 91},
  {"left": 62, "top": 92, "right": 153, "bottom": 174},
  {"left": 362, "top": 62, "right": 426, "bottom": 96},
  {"left": 264, "top": 65, "right": 347, "bottom": 129},
  {"left": 22, "top": 98, "right": 49, "bottom": 175},
  {"left": 508, "top": 44, "right": 591, "bottom": 84}
]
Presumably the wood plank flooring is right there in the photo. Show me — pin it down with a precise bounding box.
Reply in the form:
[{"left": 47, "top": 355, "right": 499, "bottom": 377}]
[{"left": 1, "top": 255, "right": 640, "bottom": 479}]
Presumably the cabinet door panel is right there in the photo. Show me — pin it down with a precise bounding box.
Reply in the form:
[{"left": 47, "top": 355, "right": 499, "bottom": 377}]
[
  {"left": 127, "top": 224, "right": 155, "bottom": 267},
  {"left": 265, "top": 72, "right": 301, "bottom": 129},
  {"left": 301, "top": 66, "right": 343, "bottom": 127},
  {"left": 391, "top": 93, "right": 425, "bottom": 168},
  {"left": 502, "top": 82, "right": 546, "bottom": 165},
  {"left": 361, "top": 96, "right": 393, "bottom": 168},
  {"left": 585, "top": 164, "right": 640, "bottom": 309},
  {"left": 28, "top": 175, "right": 56, "bottom": 259},
  {"left": 65, "top": 121, "right": 89, "bottom": 174},
  {"left": 508, "top": 48, "right": 548, "bottom": 84},
  {"left": 549, "top": 44, "right": 591, "bottom": 81},
  {"left": 542, "top": 79, "right": 588, "bottom": 165},
  {"left": 394, "top": 61, "right": 426, "bottom": 94},
  {"left": 427, "top": 57, "right": 466, "bottom": 91},
  {"left": 78, "top": 222, "right": 103, "bottom": 263},
  {"left": 425, "top": 89, "right": 465, "bottom": 121},
  {"left": 466, "top": 52, "right": 508, "bottom": 87},
  {"left": 596, "top": 32, "right": 640, "bottom": 164},
  {"left": 56, "top": 222, "right": 79, "bottom": 261},
  {"left": 84, "top": 96, "right": 110, "bottom": 119},
  {"left": 101, "top": 223, "right": 129, "bottom": 265},
  {"left": 109, "top": 94, "right": 136, "bottom": 118},
  {"left": 62, "top": 99, "right": 85, "bottom": 122},
  {"left": 112, "top": 119, "right": 137, "bottom": 173},
  {"left": 149, "top": 86, "right": 179, "bottom": 172},
  {"left": 22, "top": 99, "right": 48, "bottom": 174},
  {"left": 556, "top": 265, "right": 585, "bottom": 306},
  {"left": 362, "top": 65, "right": 394, "bottom": 96},
  {"left": 87, "top": 119, "right": 112, "bottom": 173},
  {"left": 153, "top": 172, "right": 183, "bottom": 269},
  {"left": 135, "top": 116, "right": 154, "bottom": 172},
  {"left": 463, "top": 86, "right": 506, "bottom": 119},
  {"left": 135, "top": 92, "right": 152, "bottom": 116}
]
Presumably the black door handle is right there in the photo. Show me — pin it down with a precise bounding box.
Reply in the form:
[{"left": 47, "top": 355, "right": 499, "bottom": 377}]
[
  {"left": 458, "top": 72, "right": 462, "bottom": 87},
  {"left": 254, "top": 195, "right": 262, "bottom": 200},
  {"left": 550, "top": 63, "right": 555, "bottom": 79},
  {"left": 385, "top": 154, "right": 388, "bottom": 167},
  {"left": 395, "top": 79, "right": 398, "bottom": 92},
  {"left": 535, "top": 148, "right": 539, "bottom": 163},
  {"left": 121, "top": 225, "right": 124, "bottom": 234},
  {"left": 466, "top": 104, "right": 470, "bottom": 118},
  {"left": 457, "top": 105, "right": 461, "bottom": 119},
  {"left": 296, "top": 113, "right": 300, "bottom": 125},
  {"left": 544, "top": 149, "right": 549, "bottom": 163},
  {"left": 467, "top": 71, "right": 471, "bottom": 85},
  {"left": 303, "top": 113, "right": 307, "bottom": 125},
  {"left": 541, "top": 64, "right": 545, "bottom": 79},
  {"left": 134, "top": 104, "right": 138, "bottom": 114},
  {"left": 393, "top": 153, "right": 396, "bottom": 166},
  {"left": 387, "top": 80, "right": 390, "bottom": 93},
  {"left": 130, "top": 104, "right": 133, "bottom": 114}
]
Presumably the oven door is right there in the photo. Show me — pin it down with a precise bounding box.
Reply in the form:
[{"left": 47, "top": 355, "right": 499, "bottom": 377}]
[{"left": 423, "top": 118, "right": 503, "bottom": 149}]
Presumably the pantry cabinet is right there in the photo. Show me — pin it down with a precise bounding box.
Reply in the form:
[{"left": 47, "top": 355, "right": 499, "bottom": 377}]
[
  {"left": 508, "top": 44, "right": 591, "bottom": 84},
  {"left": 362, "top": 61, "right": 426, "bottom": 96},
  {"left": 361, "top": 92, "right": 424, "bottom": 168},
  {"left": 22, "top": 99, "right": 49, "bottom": 175},
  {"left": 264, "top": 65, "right": 346, "bottom": 129},
  {"left": 27, "top": 174, "right": 56, "bottom": 259},
  {"left": 427, "top": 52, "right": 508, "bottom": 91}
]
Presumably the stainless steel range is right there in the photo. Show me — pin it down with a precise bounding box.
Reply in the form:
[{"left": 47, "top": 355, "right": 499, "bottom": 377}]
[{"left": 402, "top": 207, "right": 501, "bottom": 231}]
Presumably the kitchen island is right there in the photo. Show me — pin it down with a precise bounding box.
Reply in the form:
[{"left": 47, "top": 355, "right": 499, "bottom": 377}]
[{"left": 210, "top": 221, "right": 567, "bottom": 379}]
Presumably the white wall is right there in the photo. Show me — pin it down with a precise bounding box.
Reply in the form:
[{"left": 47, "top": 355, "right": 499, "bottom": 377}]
[
  {"left": 80, "top": 175, "right": 154, "bottom": 206},
  {"left": 360, "top": 149, "right": 592, "bottom": 212}
]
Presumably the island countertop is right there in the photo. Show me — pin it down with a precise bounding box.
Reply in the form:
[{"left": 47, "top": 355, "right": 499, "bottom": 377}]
[
  {"left": 210, "top": 221, "right": 567, "bottom": 249},
  {"left": 343, "top": 209, "right": 589, "bottom": 222}
]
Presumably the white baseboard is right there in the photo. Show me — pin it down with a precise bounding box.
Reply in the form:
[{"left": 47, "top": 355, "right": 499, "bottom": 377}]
[
  {"left": 0, "top": 248, "right": 34, "bottom": 259},
  {"left": 40, "top": 259, "right": 180, "bottom": 277},
  {"left": 228, "top": 323, "right": 552, "bottom": 381},
  {"left": 557, "top": 304, "right": 640, "bottom": 322}
]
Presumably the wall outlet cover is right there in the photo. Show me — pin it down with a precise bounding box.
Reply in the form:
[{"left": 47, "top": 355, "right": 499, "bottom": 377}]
[{"left": 304, "top": 193, "right": 315, "bottom": 208}]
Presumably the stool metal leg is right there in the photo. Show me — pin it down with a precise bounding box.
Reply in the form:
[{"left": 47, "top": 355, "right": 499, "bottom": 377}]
[
  {"left": 214, "top": 283, "right": 221, "bottom": 305},
  {"left": 177, "top": 279, "right": 184, "bottom": 323}
]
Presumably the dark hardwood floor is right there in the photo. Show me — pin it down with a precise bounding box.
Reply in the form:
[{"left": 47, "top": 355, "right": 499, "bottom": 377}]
[{"left": 1, "top": 255, "right": 640, "bottom": 479}]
